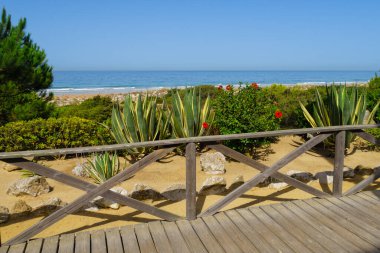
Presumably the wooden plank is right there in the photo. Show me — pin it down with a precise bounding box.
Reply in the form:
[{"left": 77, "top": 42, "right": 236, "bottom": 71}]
[
  {"left": 0, "top": 246, "right": 9, "bottom": 253},
  {"left": 3, "top": 157, "right": 180, "bottom": 222},
  {"left": 134, "top": 223, "right": 157, "bottom": 253},
  {"left": 248, "top": 207, "right": 313, "bottom": 253},
  {"left": 1, "top": 124, "right": 378, "bottom": 159},
  {"left": 224, "top": 210, "right": 276, "bottom": 252},
  {"left": 4, "top": 148, "right": 174, "bottom": 246},
  {"left": 344, "top": 168, "right": 380, "bottom": 196},
  {"left": 74, "top": 231, "right": 90, "bottom": 253},
  {"left": 201, "top": 216, "right": 243, "bottom": 253},
  {"left": 6, "top": 244, "right": 25, "bottom": 253},
  {"left": 361, "top": 190, "right": 380, "bottom": 200},
  {"left": 58, "top": 234, "right": 75, "bottom": 253},
  {"left": 186, "top": 143, "right": 197, "bottom": 220},
  {"left": 148, "top": 222, "right": 173, "bottom": 253},
  {"left": 120, "top": 225, "right": 140, "bottom": 253},
  {"left": 209, "top": 144, "right": 330, "bottom": 198},
  {"left": 24, "top": 239, "right": 43, "bottom": 253},
  {"left": 213, "top": 213, "right": 258, "bottom": 253},
  {"left": 356, "top": 191, "right": 380, "bottom": 205},
  {"left": 333, "top": 131, "right": 345, "bottom": 197},
  {"left": 272, "top": 203, "right": 346, "bottom": 253},
  {"left": 293, "top": 200, "right": 377, "bottom": 251},
  {"left": 356, "top": 131, "right": 380, "bottom": 145},
  {"left": 91, "top": 230, "right": 106, "bottom": 253},
  {"left": 282, "top": 201, "right": 360, "bottom": 252},
  {"left": 200, "top": 133, "right": 331, "bottom": 216},
  {"left": 105, "top": 228, "right": 123, "bottom": 253},
  {"left": 260, "top": 204, "right": 328, "bottom": 253},
  {"left": 175, "top": 220, "right": 207, "bottom": 253},
  {"left": 236, "top": 208, "right": 294, "bottom": 253},
  {"left": 161, "top": 221, "right": 191, "bottom": 253},
  {"left": 189, "top": 218, "right": 225, "bottom": 253},
  {"left": 41, "top": 236, "right": 59, "bottom": 253},
  {"left": 341, "top": 195, "right": 380, "bottom": 221}
]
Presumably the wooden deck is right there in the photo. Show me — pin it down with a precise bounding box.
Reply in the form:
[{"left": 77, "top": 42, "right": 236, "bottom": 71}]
[{"left": 2, "top": 190, "right": 380, "bottom": 253}]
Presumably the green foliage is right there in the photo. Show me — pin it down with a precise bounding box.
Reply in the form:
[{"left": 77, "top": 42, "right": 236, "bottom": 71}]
[
  {"left": 367, "top": 73, "right": 380, "bottom": 122},
  {"left": 0, "top": 117, "right": 113, "bottom": 152},
  {"left": 12, "top": 92, "right": 55, "bottom": 121},
  {"left": 170, "top": 87, "right": 214, "bottom": 138},
  {"left": 83, "top": 152, "right": 123, "bottom": 184},
  {"left": 111, "top": 94, "right": 170, "bottom": 159},
  {"left": 54, "top": 96, "right": 114, "bottom": 123},
  {"left": 0, "top": 8, "right": 53, "bottom": 125},
  {"left": 213, "top": 84, "right": 281, "bottom": 154},
  {"left": 300, "top": 84, "right": 379, "bottom": 147}
]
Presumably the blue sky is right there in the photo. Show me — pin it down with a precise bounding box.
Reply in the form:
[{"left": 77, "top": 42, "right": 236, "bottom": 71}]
[{"left": 2, "top": 0, "right": 380, "bottom": 71}]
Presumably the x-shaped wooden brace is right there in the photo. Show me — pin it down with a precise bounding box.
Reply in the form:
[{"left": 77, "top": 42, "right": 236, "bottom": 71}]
[
  {"left": 199, "top": 133, "right": 332, "bottom": 217},
  {"left": 2, "top": 148, "right": 180, "bottom": 246}
]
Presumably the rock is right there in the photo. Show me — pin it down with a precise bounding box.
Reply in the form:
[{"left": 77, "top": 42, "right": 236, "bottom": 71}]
[
  {"left": 0, "top": 206, "right": 10, "bottom": 224},
  {"left": 7, "top": 176, "right": 51, "bottom": 197},
  {"left": 287, "top": 170, "right": 314, "bottom": 183},
  {"left": 161, "top": 184, "right": 186, "bottom": 201},
  {"left": 80, "top": 202, "right": 100, "bottom": 212},
  {"left": 200, "top": 152, "right": 226, "bottom": 175},
  {"left": 11, "top": 200, "right": 32, "bottom": 218},
  {"left": 315, "top": 171, "right": 334, "bottom": 184},
  {"left": 34, "top": 197, "right": 67, "bottom": 215},
  {"left": 228, "top": 176, "right": 244, "bottom": 191},
  {"left": 354, "top": 165, "right": 374, "bottom": 176},
  {"left": 258, "top": 176, "right": 279, "bottom": 187},
  {"left": 130, "top": 183, "right": 163, "bottom": 201},
  {"left": 92, "top": 187, "right": 128, "bottom": 209},
  {"left": 72, "top": 163, "right": 89, "bottom": 177},
  {"left": 1, "top": 161, "right": 21, "bottom": 172},
  {"left": 199, "top": 176, "right": 227, "bottom": 195},
  {"left": 343, "top": 167, "right": 355, "bottom": 178},
  {"left": 268, "top": 182, "right": 288, "bottom": 190}
]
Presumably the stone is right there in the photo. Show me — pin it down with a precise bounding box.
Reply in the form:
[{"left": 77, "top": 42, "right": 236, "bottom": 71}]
[
  {"left": 7, "top": 176, "right": 51, "bottom": 197},
  {"left": 130, "top": 183, "right": 163, "bottom": 201},
  {"left": 199, "top": 176, "right": 227, "bottom": 195},
  {"left": 92, "top": 187, "right": 128, "bottom": 209},
  {"left": 354, "top": 165, "right": 374, "bottom": 176},
  {"left": 72, "top": 163, "right": 89, "bottom": 177},
  {"left": 34, "top": 197, "right": 67, "bottom": 215},
  {"left": 315, "top": 171, "right": 334, "bottom": 184},
  {"left": 1, "top": 161, "right": 21, "bottom": 172},
  {"left": 228, "top": 176, "right": 244, "bottom": 191},
  {"left": 258, "top": 176, "right": 279, "bottom": 187},
  {"left": 0, "top": 206, "right": 10, "bottom": 224},
  {"left": 268, "top": 182, "right": 288, "bottom": 190},
  {"left": 287, "top": 170, "right": 315, "bottom": 183},
  {"left": 11, "top": 200, "right": 32, "bottom": 218},
  {"left": 343, "top": 167, "right": 355, "bottom": 178},
  {"left": 161, "top": 184, "right": 186, "bottom": 201},
  {"left": 200, "top": 152, "right": 226, "bottom": 175},
  {"left": 80, "top": 202, "right": 100, "bottom": 212}
]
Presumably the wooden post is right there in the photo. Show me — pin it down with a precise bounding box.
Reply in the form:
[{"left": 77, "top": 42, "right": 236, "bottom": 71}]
[
  {"left": 186, "top": 143, "right": 197, "bottom": 220},
  {"left": 333, "top": 131, "right": 345, "bottom": 197}
]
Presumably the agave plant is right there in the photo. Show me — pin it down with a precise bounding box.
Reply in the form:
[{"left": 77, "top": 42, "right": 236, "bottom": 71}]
[
  {"left": 111, "top": 94, "right": 170, "bottom": 159},
  {"left": 300, "top": 84, "right": 379, "bottom": 147},
  {"left": 83, "top": 152, "right": 122, "bottom": 184},
  {"left": 170, "top": 87, "right": 215, "bottom": 138}
]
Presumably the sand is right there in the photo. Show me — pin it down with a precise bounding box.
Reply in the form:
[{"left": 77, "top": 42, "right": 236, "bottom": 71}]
[{"left": 1, "top": 135, "right": 379, "bottom": 241}]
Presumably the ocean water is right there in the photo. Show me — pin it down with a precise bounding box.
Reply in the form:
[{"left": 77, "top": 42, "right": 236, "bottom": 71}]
[{"left": 50, "top": 71, "right": 376, "bottom": 95}]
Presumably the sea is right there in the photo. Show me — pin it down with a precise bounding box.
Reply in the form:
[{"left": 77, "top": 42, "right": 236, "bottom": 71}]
[{"left": 50, "top": 71, "right": 376, "bottom": 95}]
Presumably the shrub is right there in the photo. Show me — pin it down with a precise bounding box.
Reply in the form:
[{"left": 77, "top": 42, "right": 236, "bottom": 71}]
[
  {"left": 213, "top": 83, "right": 281, "bottom": 155},
  {"left": 0, "top": 117, "right": 113, "bottom": 152},
  {"left": 83, "top": 152, "right": 123, "bottom": 184},
  {"left": 367, "top": 73, "right": 380, "bottom": 122}
]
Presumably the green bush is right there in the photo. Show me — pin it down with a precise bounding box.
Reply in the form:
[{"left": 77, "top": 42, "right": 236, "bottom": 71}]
[
  {"left": 0, "top": 117, "right": 114, "bottom": 152},
  {"left": 53, "top": 95, "right": 114, "bottom": 123},
  {"left": 213, "top": 84, "right": 281, "bottom": 155},
  {"left": 367, "top": 74, "right": 380, "bottom": 122}
]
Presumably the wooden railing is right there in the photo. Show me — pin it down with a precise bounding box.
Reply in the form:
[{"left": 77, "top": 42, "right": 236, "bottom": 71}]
[{"left": 1, "top": 124, "right": 380, "bottom": 246}]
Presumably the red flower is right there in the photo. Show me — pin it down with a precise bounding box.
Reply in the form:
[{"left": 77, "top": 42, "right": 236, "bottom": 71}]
[
  {"left": 218, "top": 85, "right": 223, "bottom": 90},
  {"left": 274, "top": 110, "right": 283, "bottom": 119},
  {"left": 226, "top": 85, "right": 232, "bottom": 91},
  {"left": 251, "top": 82, "right": 258, "bottom": 89},
  {"left": 202, "top": 122, "right": 209, "bottom": 129}
]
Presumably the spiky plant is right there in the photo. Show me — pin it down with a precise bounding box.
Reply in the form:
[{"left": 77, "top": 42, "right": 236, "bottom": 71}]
[
  {"left": 170, "top": 87, "right": 214, "bottom": 138},
  {"left": 300, "top": 84, "right": 379, "bottom": 147},
  {"left": 83, "top": 152, "right": 122, "bottom": 184}
]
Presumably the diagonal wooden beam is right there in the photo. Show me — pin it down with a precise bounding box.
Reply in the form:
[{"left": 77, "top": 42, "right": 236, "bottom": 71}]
[
  {"left": 356, "top": 131, "right": 380, "bottom": 146},
  {"left": 208, "top": 144, "right": 330, "bottom": 198},
  {"left": 3, "top": 148, "right": 174, "bottom": 246},
  {"left": 344, "top": 168, "right": 380, "bottom": 196},
  {"left": 199, "top": 133, "right": 331, "bottom": 217}
]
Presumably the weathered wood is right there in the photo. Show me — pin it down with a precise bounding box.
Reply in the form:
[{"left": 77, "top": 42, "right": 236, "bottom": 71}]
[
  {"left": 175, "top": 220, "right": 208, "bottom": 253},
  {"left": 74, "top": 231, "right": 90, "bottom": 253},
  {"left": 161, "top": 221, "right": 191, "bottom": 253},
  {"left": 41, "top": 236, "right": 59, "bottom": 253},
  {"left": 58, "top": 233, "right": 75, "bottom": 253},
  {"left": 134, "top": 223, "right": 158, "bottom": 253},
  {"left": 24, "top": 239, "right": 43, "bottom": 253},
  {"left": 189, "top": 219, "right": 225, "bottom": 253},
  {"left": 3, "top": 157, "right": 180, "bottom": 222},
  {"left": 333, "top": 131, "right": 345, "bottom": 197},
  {"left": 360, "top": 190, "right": 380, "bottom": 201},
  {"left": 90, "top": 230, "right": 106, "bottom": 253},
  {"left": 6, "top": 244, "right": 25, "bottom": 253},
  {"left": 185, "top": 143, "right": 197, "bottom": 220},
  {"left": 3, "top": 148, "right": 173, "bottom": 246},
  {"left": 209, "top": 144, "right": 330, "bottom": 198},
  {"left": 0, "top": 124, "right": 378, "bottom": 159},
  {"left": 120, "top": 225, "right": 140, "bottom": 253},
  {"left": 200, "top": 133, "right": 331, "bottom": 216},
  {"left": 356, "top": 131, "right": 380, "bottom": 145},
  {"left": 148, "top": 221, "right": 173, "bottom": 253},
  {"left": 344, "top": 168, "right": 380, "bottom": 196},
  {"left": 0, "top": 246, "right": 8, "bottom": 253},
  {"left": 105, "top": 228, "right": 123, "bottom": 253}
]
